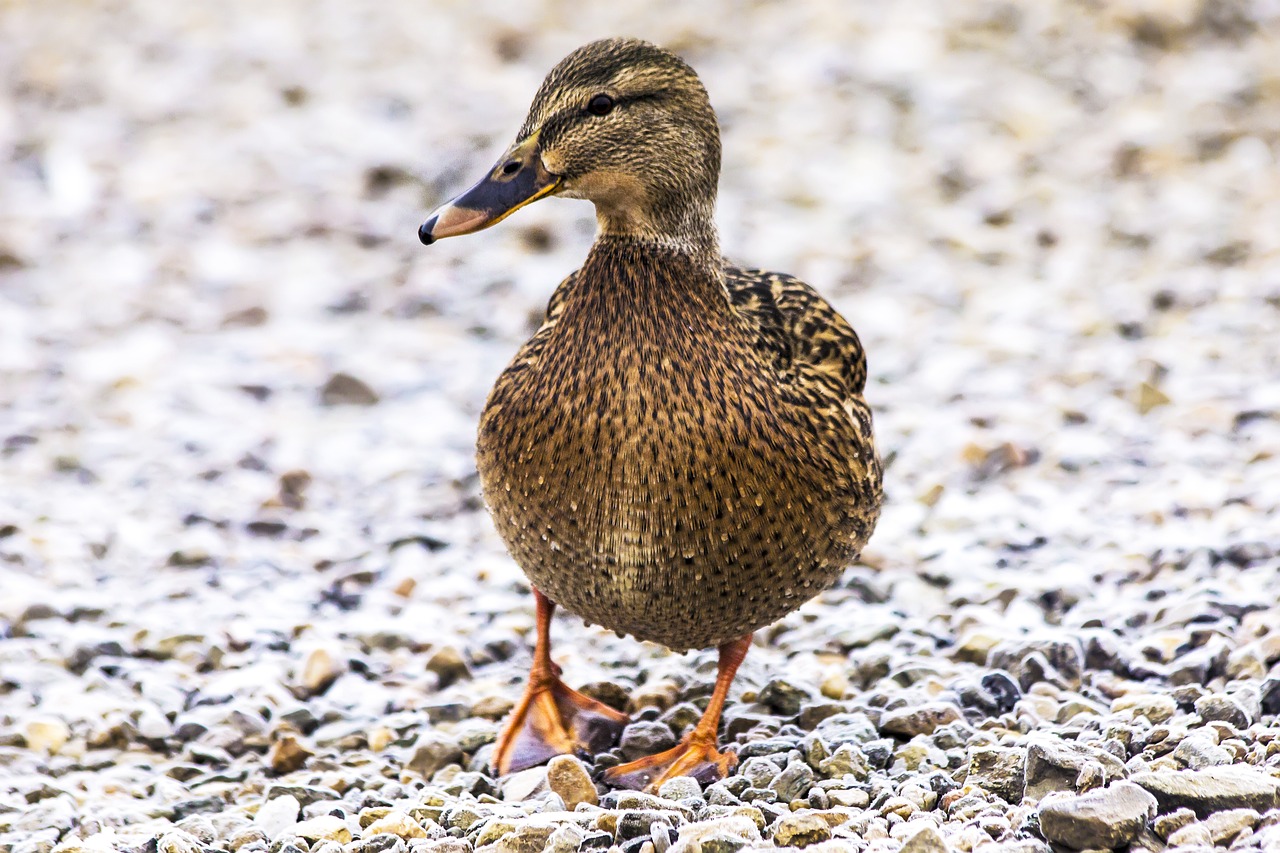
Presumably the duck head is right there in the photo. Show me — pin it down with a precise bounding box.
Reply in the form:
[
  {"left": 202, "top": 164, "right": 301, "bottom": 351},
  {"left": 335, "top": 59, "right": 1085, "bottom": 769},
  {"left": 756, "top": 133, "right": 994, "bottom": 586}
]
[{"left": 419, "top": 37, "right": 721, "bottom": 250}]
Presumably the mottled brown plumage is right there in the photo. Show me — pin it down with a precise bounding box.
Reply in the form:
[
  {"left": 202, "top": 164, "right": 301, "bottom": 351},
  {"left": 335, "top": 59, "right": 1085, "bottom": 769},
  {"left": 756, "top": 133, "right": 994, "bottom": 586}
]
[
  {"left": 419, "top": 36, "right": 883, "bottom": 787},
  {"left": 478, "top": 244, "right": 881, "bottom": 651}
]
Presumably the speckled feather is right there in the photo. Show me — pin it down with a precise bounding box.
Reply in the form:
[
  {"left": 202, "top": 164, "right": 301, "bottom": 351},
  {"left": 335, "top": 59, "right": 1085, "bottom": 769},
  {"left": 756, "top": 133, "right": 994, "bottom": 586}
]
[{"left": 477, "top": 239, "right": 883, "bottom": 651}]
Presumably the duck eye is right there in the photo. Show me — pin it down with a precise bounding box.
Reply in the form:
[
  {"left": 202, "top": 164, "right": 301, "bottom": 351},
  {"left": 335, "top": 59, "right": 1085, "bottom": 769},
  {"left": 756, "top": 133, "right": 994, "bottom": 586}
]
[{"left": 586, "top": 94, "right": 615, "bottom": 116}]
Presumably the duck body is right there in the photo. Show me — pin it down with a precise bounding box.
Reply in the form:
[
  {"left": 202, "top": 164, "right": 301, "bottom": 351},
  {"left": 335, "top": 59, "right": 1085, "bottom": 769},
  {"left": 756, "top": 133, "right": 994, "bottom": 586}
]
[
  {"left": 478, "top": 238, "right": 882, "bottom": 651},
  {"left": 419, "top": 36, "right": 883, "bottom": 787}
]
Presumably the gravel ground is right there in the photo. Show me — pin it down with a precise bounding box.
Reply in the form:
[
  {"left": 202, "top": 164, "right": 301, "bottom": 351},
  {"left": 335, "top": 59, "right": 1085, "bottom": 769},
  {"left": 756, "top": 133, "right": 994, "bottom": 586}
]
[{"left": 3, "top": 2, "right": 1280, "bottom": 852}]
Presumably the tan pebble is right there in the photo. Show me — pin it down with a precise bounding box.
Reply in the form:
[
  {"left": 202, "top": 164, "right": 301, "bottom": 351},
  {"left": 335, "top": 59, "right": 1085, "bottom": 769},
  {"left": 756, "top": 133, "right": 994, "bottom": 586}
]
[
  {"left": 880, "top": 796, "right": 918, "bottom": 819},
  {"left": 300, "top": 648, "right": 342, "bottom": 694},
  {"left": 367, "top": 726, "right": 394, "bottom": 752},
  {"left": 820, "top": 669, "right": 848, "bottom": 700},
  {"left": 546, "top": 755, "right": 598, "bottom": 808},
  {"left": 25, "top": 717, "right": 71, "bottom": 753},
  {"left": 292, "top": 815, "right": 351, "bottom": 844},
  {"left": 828, "top": 789, "right": 870, "bottom": 808},
  {"left": 1167, "top": 822, "right": 1212, "bottom": 847},
  {"left": 268, "top": 734, "right": 313, "bottom": 774},
  {"left": 471, "top": 695, "right": 515, "bottom": 719},
  {"left": 772, "top": 812, "right": 831, "bottom": 847},
  {"left": 424, "top": 646, "right": 471, "bottom": 688},
  {"left": 472, "top": 819, "right": 517, "bottom": 847},
  {"left": 917, "top": 483, "right": 944, "bottom": 507},
  {"left": 365, "top": 811, "right": 428, "bottom": 839},
  {"left": 1136, "top": 381, "right": 1170, "bottom": 414}
]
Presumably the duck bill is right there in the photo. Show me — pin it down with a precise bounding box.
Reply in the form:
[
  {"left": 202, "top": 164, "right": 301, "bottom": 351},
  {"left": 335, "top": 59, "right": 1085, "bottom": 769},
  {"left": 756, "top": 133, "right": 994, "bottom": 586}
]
[{"left": 419, "top": 136, "right": 561, "bottom": 245}]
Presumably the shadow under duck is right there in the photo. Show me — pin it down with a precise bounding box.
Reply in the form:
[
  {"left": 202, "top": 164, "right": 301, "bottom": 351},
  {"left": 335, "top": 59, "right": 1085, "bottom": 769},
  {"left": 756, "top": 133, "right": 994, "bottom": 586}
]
[{"left": 419, "top": 37, "right": 883, "bottom": 790}]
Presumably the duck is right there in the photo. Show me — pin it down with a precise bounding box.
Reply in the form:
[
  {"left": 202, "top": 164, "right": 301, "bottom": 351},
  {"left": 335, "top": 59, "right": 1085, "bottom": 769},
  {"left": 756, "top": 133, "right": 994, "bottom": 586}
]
[{"left": 418, "top": 37, "right": 883, "bottom": 791}]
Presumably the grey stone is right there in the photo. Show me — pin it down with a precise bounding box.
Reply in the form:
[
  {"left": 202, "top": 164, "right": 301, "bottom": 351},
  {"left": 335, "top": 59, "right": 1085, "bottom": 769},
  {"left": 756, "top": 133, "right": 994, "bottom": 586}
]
[
  {"left": 1023, "top": 737, "right": 1127, "bottom": 800},
  {"left": 737, "top": 756, "right": 781, "bottom": 788},
  {"left": 817, "top": 742, "right": 869, "bottom": 780},
  {"left": 879, "top": 702, "right": 963, "bottom": 737},
  {"left": 1169, "top": 639, "right": 1230, "bottom": 687},
  {"left": 348, "top": 836, "right": 407, "bottom": 853},
  {"left": 813, "top": 713, "right": 877, "bottom": 746},
  {"left": 424, "top": 646, "right": 471, "bottom": 689},
  {"left": 320, "top": 372, "right": 379, "bottom": 406},
  {"left": 499, "top": 766, "right": 548, "bottom": 802},
  {"left": 768, "top": 760, "right": 814, "bottom": 802},
  {"left": 474, "top": 822, "right": 555, "bottom": 853},
  {"left": 1199, "top": 808, "right": 1260, "bottom": 844},
  {"left": 967, "top": 746, "right": 1026, "bottom": 802},
  {"left": 264, "top": 786, "right": 341, "bottom": 808},
  {"left": 407, "top": 734, "right": 463, "bottom": 778},
  {"left": 617, "top": 810, "right": 683, "bottom": 840},
  {"left": 734, "top": 737, "right": 796, "bottom": 759},
  {"left": 620, "top": 721, "right": 677, "bottom": 760},
  {"left": 1131, "top": 766, "right": 1280, "bottom": 818},
  {"left": 989, "top": 636, "right": 1084, "bottom": 691},
  {"left": 656, "top": 776, "right": 702, "bottom": 802},
  {"left": 1194, "top": 692, "right": 1252, "bottom": 728},
  {"left": 1171, "top": 734, "right": 1233, "bottom": 769},
  {"left": 757, "top": 679, "right": 810, "bottom": 716},
  {"left": 1037, "top": 781, "right": 1157, "bottom": 850}
]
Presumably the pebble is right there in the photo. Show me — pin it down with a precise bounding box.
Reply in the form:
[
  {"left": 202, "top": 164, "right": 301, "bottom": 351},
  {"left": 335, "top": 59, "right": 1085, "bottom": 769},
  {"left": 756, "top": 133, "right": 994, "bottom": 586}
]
[
  {"left": 1131, "top": 766, "right": 1280, "bottom": 818},
  {"left": 768, "top": 760, "right": 815, "bottom": 802},
  {"left": 24, "top": 718, "right": 71, "bottom": 753},
  {"left": 657, "top": 777, "right": 703, "bottom": 802},
  {"left": 770, "top": 812, "right": 831, "bottom": 848},
  {"left": 757, "top": 679, "right": 810, "bottom": 716},
  {"left": 292, "top": 815, "right": 352, "bottom": 844},
  {"left": 879, "top": 703, "right": 962, "bottom": 737},
  {"left": 263, "top": 783, "right": 343, "bottom": 804},
  {"left": 1171, "top": 733, "right": 1233, "bottom": 769},
  {"left": 899, "top": 824, "right": 948, "bottom": 853},
  {"left": 1152, "top": 807, "right": 1197, "bottom": 840},
  {"left": 1037, "top": 782, "right": 1156, "bottom": 850},
  {"left": 965, "top": 746, "right": 1025, "bottom": 802},
  {"left": 1194, "top": 692, "right": 1252, "bottom": 728},
  {"left": 500, "top": 766, "right": 549, "bottom": 802},
  {"left": 1022, "top": 737, "right": 1126, "bottom": 800},
  {"left": 364, "top": 811, "right": 429, "bottom": 839},
  {"left": 253, "top": 794, "right": 300, "bottom": 839},
  {"left": 425, "top": 646, "right": 472, "bottom": 689},
  {"left": 546, "top": 755, "right": 598, "bottom": 808},
  {"left": 299, "top": 648, "right": 343, "bottom": 695},
  {"left": 989, "top": 637, "right": 1083, "bottom": 690},
  {"left": 671, "top": 815, "right": 760, "bottom": 852},
  {"left": 620, "top": 721, "right": 678, "bottom": 761},
  {"left": 1111, "top": 693, "right": 1178, "bottom": 723},
  {"left": 268, "top": 734, "right": 313, "bottom": 774},
  {"left": 407, "top": 734, "right": 464, "bottom": 779}
]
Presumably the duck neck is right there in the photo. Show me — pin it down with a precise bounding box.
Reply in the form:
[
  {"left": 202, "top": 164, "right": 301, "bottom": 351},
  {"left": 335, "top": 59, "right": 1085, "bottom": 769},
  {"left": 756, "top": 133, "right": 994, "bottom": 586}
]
[
  {"left": 575, "top": 233, "right": 730, "bottom": 324},
  {"left": 594, "top": 196, "right": 720, "bottom": 259}
]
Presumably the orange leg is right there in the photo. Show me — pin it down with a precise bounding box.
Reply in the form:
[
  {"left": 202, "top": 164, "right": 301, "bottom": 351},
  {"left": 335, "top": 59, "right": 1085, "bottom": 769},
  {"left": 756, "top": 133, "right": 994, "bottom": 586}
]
[
  {"left": 491, "top": 589, "right": 630, "bottom": 775},
  {"left": 603, "top": 634, "right": 752, "bottom": 791}
]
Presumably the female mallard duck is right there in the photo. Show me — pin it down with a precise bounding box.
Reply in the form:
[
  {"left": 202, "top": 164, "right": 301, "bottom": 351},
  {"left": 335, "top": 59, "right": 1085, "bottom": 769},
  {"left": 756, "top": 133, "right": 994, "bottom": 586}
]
[{"left": 419, "top": 37, "right": 883, "bottom": 790}]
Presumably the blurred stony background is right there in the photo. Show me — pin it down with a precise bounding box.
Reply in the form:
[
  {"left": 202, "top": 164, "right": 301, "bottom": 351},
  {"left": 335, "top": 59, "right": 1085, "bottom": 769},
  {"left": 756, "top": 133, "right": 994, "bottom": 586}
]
[{"left": 2, "top": 1, "right": 1280, "bottom": 851}]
